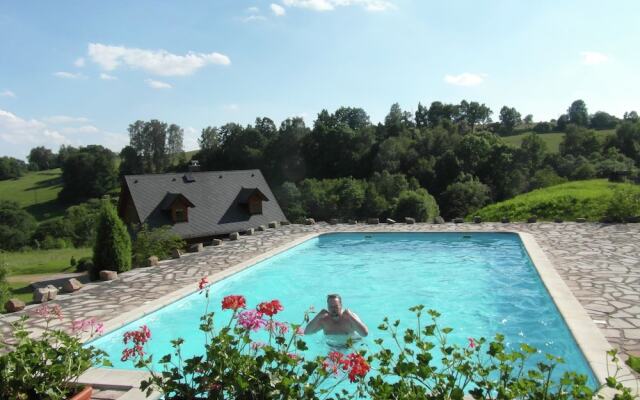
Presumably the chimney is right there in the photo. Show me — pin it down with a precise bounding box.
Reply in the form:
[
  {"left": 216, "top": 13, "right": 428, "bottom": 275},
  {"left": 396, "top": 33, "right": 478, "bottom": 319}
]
[{"left": 188, "top": 159, "right": 201, "bottom": 172}]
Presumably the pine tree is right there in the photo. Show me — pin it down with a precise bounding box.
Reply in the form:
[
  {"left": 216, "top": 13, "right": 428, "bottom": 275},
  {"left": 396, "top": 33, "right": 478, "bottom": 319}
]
[{"left": 92, "top": 200, "right": 131, "bottom": 279}]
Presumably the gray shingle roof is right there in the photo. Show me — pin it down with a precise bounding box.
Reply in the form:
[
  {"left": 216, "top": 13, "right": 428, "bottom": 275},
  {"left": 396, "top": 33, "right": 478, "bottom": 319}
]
[{"left": 122, "top": 169, "right": 287, "bottom": 239}]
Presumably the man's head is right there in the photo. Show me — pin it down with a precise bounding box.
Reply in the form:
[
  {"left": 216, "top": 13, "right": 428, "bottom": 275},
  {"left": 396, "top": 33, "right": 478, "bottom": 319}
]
[{"left": 327, "top": 294, "right": 342, "bottom": 318}]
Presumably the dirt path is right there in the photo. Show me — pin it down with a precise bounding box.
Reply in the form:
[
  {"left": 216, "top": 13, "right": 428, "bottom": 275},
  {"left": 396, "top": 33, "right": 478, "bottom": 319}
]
[{"left": 7, "top": 271, "right": 87, "bottom": 285}]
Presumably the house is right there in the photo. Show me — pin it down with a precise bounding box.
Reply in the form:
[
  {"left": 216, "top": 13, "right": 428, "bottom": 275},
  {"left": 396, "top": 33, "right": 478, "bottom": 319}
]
[{"left": 118, "top": 168, "right": 287, "bottom": 242}]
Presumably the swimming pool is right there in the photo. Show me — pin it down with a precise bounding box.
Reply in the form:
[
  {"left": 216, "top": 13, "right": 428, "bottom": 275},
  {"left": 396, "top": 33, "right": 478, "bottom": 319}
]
[{"left": 89, "top": 232, "right": 596, "bottom": 385}]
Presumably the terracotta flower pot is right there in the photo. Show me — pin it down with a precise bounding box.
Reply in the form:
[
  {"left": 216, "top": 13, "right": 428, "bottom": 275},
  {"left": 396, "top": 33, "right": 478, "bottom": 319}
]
[{"left": 69, "top": 385, "right": 92, "bottom": 400}]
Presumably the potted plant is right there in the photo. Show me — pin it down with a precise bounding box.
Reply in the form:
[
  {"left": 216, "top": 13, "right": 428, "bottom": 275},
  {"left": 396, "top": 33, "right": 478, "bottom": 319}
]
[{"left": 0, "top": 304, "right": 111, "bottom": 400}]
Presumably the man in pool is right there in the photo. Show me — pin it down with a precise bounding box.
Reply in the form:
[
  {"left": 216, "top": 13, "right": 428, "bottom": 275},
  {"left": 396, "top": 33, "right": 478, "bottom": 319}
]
[{"left": 304, "top": 294, "right": 369, "bottom": 339}]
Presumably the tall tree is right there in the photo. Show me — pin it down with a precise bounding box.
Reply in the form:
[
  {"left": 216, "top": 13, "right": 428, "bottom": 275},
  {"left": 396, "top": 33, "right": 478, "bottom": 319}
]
[
  {"left": 58, "top": 145, "right": 118, "bottom": 202},
  {"left": 27, "top": 146, "right": 56, "bottom": 170},
  {"left": 459, "top": 100, "right": 492, "bottom": 132},
  {"left": 127, "top": 120, "right": 184, "bottom": 173},
  {"left": 498, "top": 106, "right": 522, "bottom": 135},
  {"left": 567, "top": 99, "right": 589, "bottom": 126}
]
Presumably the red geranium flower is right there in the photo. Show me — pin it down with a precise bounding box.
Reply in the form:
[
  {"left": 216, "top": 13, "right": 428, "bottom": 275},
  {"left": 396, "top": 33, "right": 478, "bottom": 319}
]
[
  {"left": 121, "top": 325, "right": 152, "bottom": 361},
  {"left": 468, "top": 337, "right": 476, "bottom": 349},
  {"left": 345, "top": 353, "right": 370, "bottom": 382},
  {"left": 257, "top": 299, "right": 283, "bottom": 317},
  {"left": 198, "top": 277, "right": 209, "bottom": 290},
  {"left": 221, "top": 295, "right": 246, "bottom": 311}
]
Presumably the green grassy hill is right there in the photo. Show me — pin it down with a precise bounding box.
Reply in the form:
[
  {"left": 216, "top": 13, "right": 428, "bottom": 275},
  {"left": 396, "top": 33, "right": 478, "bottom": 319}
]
[
  {"left": 501, "top": 129, "right": 615, "bottom": 153},
  {"left": 472, "top": 179, "right": 640, "bottom": 221},
  {"left": 0, "top": 169, "right": 66, "bottom": 221}
]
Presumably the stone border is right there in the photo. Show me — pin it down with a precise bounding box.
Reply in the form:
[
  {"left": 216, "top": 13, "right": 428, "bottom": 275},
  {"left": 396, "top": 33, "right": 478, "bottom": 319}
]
[{"left": 82, "top": 229, "right": 635, "bottom": 397}]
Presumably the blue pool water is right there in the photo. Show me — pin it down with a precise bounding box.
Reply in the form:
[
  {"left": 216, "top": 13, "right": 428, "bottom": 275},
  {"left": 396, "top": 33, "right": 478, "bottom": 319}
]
[{"left": 89, "top": 232, "right": 596, "bottom": 385}]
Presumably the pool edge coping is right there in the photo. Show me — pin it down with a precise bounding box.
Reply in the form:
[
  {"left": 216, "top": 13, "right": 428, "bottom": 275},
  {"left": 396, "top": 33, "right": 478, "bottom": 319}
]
[{"left": 82, "top": 228, "right": 635, "bottom": 397}]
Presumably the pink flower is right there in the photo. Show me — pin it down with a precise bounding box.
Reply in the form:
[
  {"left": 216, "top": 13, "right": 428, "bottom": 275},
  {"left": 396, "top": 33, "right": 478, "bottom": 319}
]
[
  {"left": 287, "top": 352, "right": 298, "bottom": 361},
  {"left": 34, "top": 304, "right": 63, "bottom": 321},
  {"left": 237, "top": 310, "right": 266, "bottom": 331},
  {"left": 198, "top": 277, "right": 209, "bottom": 290},
  {"left": 295, "top": 326, "right": 305, "bottom": 335},
  {"left": 251, "top": 341, "right": 267, "bottom": 350},
  {"left": 121, "top": 325, "right": 151, "bottom": 362},
  {"left": 71, "top": 318, "right": 105, "bottom": 336},
  {"left": 265, "top": 320, "right": 289, "bottom": 335},
  {"left": 468, "top": 337, "right": 476, "bottom": 349}
]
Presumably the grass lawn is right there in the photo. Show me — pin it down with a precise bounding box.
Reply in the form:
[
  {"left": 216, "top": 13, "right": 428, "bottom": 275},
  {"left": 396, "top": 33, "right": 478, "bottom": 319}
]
[
  {"left": 2, "top": 247, "right": 92, "bottom": 276},
  {"left": 501, "top": 129, "right": 615, "bottom": 153},
  {"left": 0, "top": 168, "right": 66, "bottom": 221},
  {"left": 6, "top": 281, "right": 33, "bottom": 306},
  {"left": 473, "top": 179, "right": 640, "bottom": 221}
]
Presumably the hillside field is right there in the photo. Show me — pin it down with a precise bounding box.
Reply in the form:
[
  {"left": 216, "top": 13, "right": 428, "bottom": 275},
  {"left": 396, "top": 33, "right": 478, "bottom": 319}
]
[
  {"left": 472, "top": 179, "right": 640, "bottom": 221},
  {"left": 501, "top": 129, "right": 615, "bottom": 153},
  {"left": 0, "top": 168, "right": 66, "bottom": 221}
]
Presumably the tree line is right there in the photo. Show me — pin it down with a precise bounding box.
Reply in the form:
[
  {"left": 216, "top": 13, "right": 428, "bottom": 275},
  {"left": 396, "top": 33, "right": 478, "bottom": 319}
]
[{"left": 1, "top": 98, "right": 640, "bottom": 250}]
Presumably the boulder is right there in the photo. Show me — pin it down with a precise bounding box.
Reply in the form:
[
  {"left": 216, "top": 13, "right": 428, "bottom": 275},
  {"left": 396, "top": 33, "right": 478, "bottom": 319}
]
[
  {"left": 229, "top": 232, "right": 240, "bottom": 241},
  {"left": 280, "top": 220, "right": 291, "bottom": 226},
  {"left": 99, "top": 270, "right": 118, "bottom": 281},
  {"left": 348, "top": 219, "right": 357, "bottom": 225},
  {"left": 257, "top": 225, "right": 267, "bottom": 231},
  {"left": 404, "top": 217, "right": 415, "bottom": 224},
  {"left": 62, "top": 278, "right": 83, "bottom": 293},
  {"left": 329, "top": 218, "right": 339, "bottom": 225},
  {"left": 147, "top": 256, "right": 159, "bottom": 267},
  {"left": 554, "top": 218, "right": 564, "bottom": 223},
  {"left": 527, "top": 216, "right": 538, "bottom": 223},
  {"left": 188, "top": 243, "right": 204, "bottom": 253},
  {"left": 385, "top": 218, "right": 396, "bottom": 224},
  {"left": 576, "top": 217, "right": 587, "bottom": 223},
  {"left": 367, "top": 218, "right": 379, "bottom": 225},
  {"left": 501, "top": 216, "right": 510, "bottom": 223},
  {"left": 33, "top": 285, "right": 58, "bottom": 303},
  {"left": 211, "top": 239, "right": 223, "bottom": 246},
  {"left": 268, "top": 221, "right": 279, "bottom": 229},
  {"left": 433, "top": 216, "right": 445, "bottom": 224},
  {"left": 171, "top": 248, "right": 182, "bottom": 259},
  {"left": 453, "top": 218, "right": 464, "bottom": 224},
  {"left": 304, "top": 218, "right": 316, "bottom": 225},
  {"left": 244, "top": 228, "right": 255, "bottom": 236},
  {"left": 625, "top": 215, "right": 640, "bottom": 223},
  {"left": 5, "top": 298, "right": 25, "bottom": 313},
  {"left": 473, "top": 216, "right": 482, "bottom": 224}
]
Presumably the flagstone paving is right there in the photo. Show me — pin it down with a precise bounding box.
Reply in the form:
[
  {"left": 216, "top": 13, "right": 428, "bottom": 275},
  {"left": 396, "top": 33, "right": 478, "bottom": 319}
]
[{"left": 1, "top": 222, "right": 639, "bottom": 365}]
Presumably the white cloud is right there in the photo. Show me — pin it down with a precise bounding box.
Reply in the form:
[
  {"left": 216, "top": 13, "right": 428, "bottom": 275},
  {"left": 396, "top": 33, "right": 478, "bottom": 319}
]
[
  {"left": 145, "top": 78, "right": 172, "bottom": 89},
  {"left": 183, "top": 126, "right": 200, "bottom": 151},
  {"left": 282, "top": 0, "right": 394, "bottom": 12},
  {"left": 242, "top": 15, "right": 267, "bottom": 22},
  {"left": 54, "top": 71, "right": 86, "bottom": 79},
  {"left": 74, "top": 57, "right": 85, "bottom": 67},
  {"left": 100, "top": 73, "right": 118, "bottom": 80},
  {"left": 271, "top": 3, "right": 286, "bottom": 16},
  {"left": 223, "top": 103, "right": 239, "bottom": 111},
  {"left": 88, "top": 43, "right": 231, "bottom": 76},
  {"left": 444, "top": 72, "right": 485, "bottom": 86},
  {"left": 0, "top": 90, "right": 15, "bottom": 97},
  {"left": 581, "top": 51, "right": 608, "bottom": 65},
  {"left": 61, "top": 125, "right": 100, "bottom": 134},
  {"left": 0, "top": 109, "right": 71, "bottom": 148},
  {"left": 0, "top": 109, "right": 126, "bottom": 158},
  {"left": 247, "top": 6, "right": 260, "bottom": 13},
  {"left": 44, "top": 115, "right": 90, "bottom": 124}
]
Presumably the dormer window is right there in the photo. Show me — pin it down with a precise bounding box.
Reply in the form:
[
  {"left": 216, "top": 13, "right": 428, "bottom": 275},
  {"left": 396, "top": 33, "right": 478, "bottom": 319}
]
[
  {"left": 173, "top": 207, "right": 187, "bottom": 222},
  {"left": 237, "top": 187, "right": 269, "bottom": 215},
  {"left": 159, "top": 192, "right": 195, "bottom": 224}
]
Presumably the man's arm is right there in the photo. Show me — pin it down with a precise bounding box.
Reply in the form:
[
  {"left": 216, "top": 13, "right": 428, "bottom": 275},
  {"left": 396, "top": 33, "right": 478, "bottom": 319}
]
[
  {"left": 345, "top": 309, "right": 368, "bottom": 337},
  {"left": 304, "top": 309, "right": 328, "bottom": 335}
]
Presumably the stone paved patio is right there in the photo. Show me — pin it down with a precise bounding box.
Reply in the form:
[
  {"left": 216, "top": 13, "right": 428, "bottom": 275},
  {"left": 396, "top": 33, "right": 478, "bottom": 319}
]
[{"left": 1, "top": 222, "right": 639, "bottom": 364}]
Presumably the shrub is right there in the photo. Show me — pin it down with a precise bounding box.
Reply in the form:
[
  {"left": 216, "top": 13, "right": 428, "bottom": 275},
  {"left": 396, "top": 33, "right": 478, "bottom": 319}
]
[
  {"left": 32, "top": 218, "right": 73, "bottom": 245},
  {"left": 0, "top": 304, "right": 110, "bottom": 400},
  {"left": 440, "top": 176, "right": 491, "bottom": 219},
  {"left": 0, "top": 200, "right": 37, "bottom": 251},
  {"left": 605, "top": 187, "right": 640, "bottom": 222},
  {"left": 532, "top": 121, "right": 553, "bottom": 133},
  {"left": 40, "top": 235, "right": 72, "bottom": 250},
  {"left": 65, "top": 199, "right": 102, "bottom": 247},
  {"left": 132, "top": 225, "right": 184, "bottom": 268},
  {"left": 0, "top": 252, "right": 9, "bottom": 309},
  {"left": 392, "top": 188, "right": 439, "bottom": 222},
  {"left": 92, "top": 200, "right": 131, "bottom": 279},
  {"left": 75, "top": 257, "right": 93, "bottom": 273},
  {"left": 529, "top": 167, "right": 567, "bottom": 190}
]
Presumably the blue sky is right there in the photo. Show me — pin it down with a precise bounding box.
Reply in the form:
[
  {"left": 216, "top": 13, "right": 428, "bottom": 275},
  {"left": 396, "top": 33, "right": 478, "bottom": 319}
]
[{"left": 1, "top": 0, "right": 639, "bottom": 159}]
